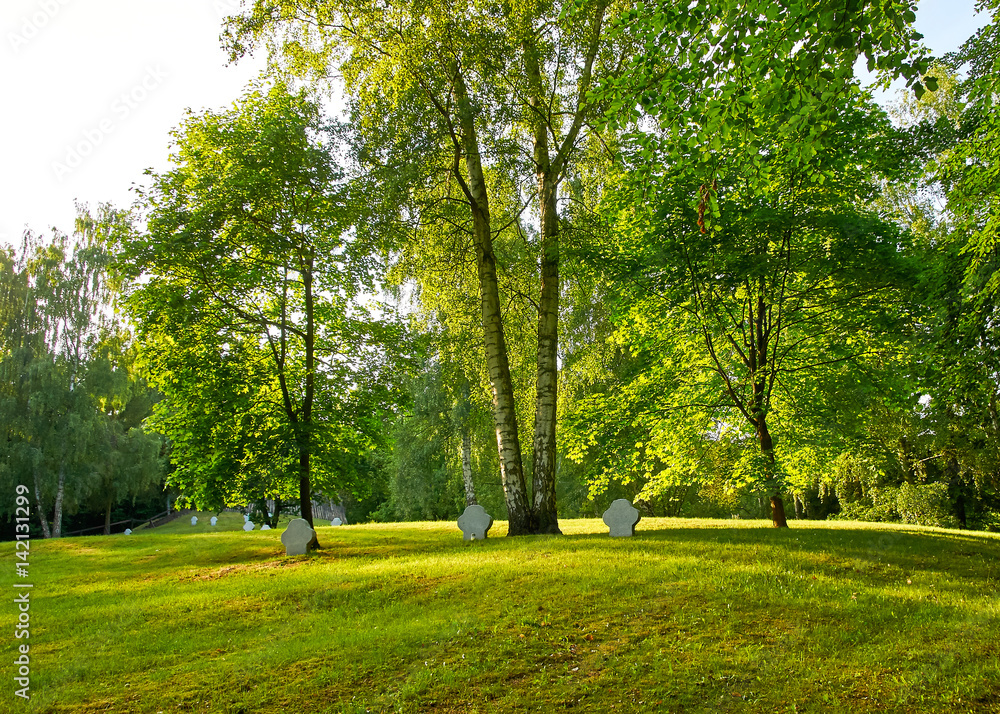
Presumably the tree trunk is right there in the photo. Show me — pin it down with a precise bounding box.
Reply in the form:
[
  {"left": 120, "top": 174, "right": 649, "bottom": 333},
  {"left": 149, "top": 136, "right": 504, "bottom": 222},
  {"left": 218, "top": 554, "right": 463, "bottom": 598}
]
[
  {"left": 770, "top": 494, "right": 789, "bottom": 528},
  {"left": 32, "top": 468, "right": 51, "bottom": 540},
  {"left": 530, "top": 149, "right": 562, "bottom": 536},
  {"left": 793, "top": 494, "right": 803, "bottom": 520},
  {"left": 520, "top": 19, "right": 612, "bottom": 535},
  {"left": 301, "top": 255, "right": 321, "bottom": 550},
  {"left": 103, "top": 496, "right": 113, "bottom": 535},
  {"left": 298, "top": 445, "right": 313, "bottom": 519},
  {"left": 453, "top": 65, "right": 532, "bottom": 535},
  {"left": 899, "top": 435, "right": 914, "bottom": 483},
  {"left": 757, "top": 419, "right": 788, "bottom": 528},
  {"left": 946, "top": 452, "right": 966, "bottom": 528},
  {"left": 461, "top": 428, "right": 477, "bottom": 507},
  {"left": 990, "top": 389, "right": 999, "bottom": 437},
  {"left": 53, "top": 458, "right": 66, "bottom": 538},
  {"left": 521, "top": 39, "right": 555, "bottom": 534},
  {"left": 271, "top": 497, "right": 282, "bottom": 528},
  {"left": 300, "top": 254, "right": 316, "bottom": 530}
]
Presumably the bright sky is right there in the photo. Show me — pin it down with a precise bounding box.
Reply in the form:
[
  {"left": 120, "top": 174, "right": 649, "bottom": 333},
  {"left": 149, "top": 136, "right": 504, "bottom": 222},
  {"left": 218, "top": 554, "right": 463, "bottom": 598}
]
[
  {"left": 0, "top": 0, "right": 991, "bottom": 249},
  {"left": 0, "top": 0, "right": 268, "bottom": 247}
]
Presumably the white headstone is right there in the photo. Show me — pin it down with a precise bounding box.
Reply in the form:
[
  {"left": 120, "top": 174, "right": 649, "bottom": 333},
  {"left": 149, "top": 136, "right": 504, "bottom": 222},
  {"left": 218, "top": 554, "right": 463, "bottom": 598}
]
[
  {"left": 243, "top": 521, "right": 255, "bottom": 531},
  {"left": 602, "top": 499, "right": 641, "bottom": 537},
  {"left": 261, "top": 524, "right": 271, "bottom": 530},
  {"left": 210, "top": 516, "right": 218, "bottom": 526},
  {"left": 457, "top": 505, "right": 493, "bottom": 541},
  {"left": 190, "top": 516, "right": 198, "bottom": 526},
  {"left": 281, "top": 518, "right": 315, "bottom": 556},
  {"left": 124, "top": 528, "right": 132, "bottom": 535},
  {"left": 268, "top": 512, "right": 273, "bottom": 518},
  {"left": 331, "top": 517, "right": 342, "bottom": 526},
  {"left": 244, "top": 515, "right": 250, "bottom": 523}
]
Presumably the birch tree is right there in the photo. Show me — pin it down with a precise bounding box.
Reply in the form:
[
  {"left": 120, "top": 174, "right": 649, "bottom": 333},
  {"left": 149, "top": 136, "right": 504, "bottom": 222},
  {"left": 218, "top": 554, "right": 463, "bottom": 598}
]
[
  {"left": 0, "top": 205, "right": 162, "bottom": 537},
  {"left": 224, "top": 0, "right": 626, "bottom": 534}
]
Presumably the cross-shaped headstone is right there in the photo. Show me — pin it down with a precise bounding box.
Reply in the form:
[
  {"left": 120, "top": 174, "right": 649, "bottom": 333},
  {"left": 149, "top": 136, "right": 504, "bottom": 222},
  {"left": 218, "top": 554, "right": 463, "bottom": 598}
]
[
  {"left": 331, "top": 517, "right": 342, "bottom": 526},
  {"left": 457, "top": 505, "right": 493, "bottom": 541},
  {"left": 243, "top": 521, "right": 255, "bottom": 531},
  {"left": 602, "top": 499, "right": 641, "bottom": 537},
  {"left": 210, "top": 516, "right": 218, "bottom": 526},
  {"left": 244, "top": 515, "right": 250, "bottom": 523},
  {"left": 261, "top": 524, "right": 271, "bottom": 530},
  {"left": 281, "top": 518, "right": 315, "bottom": 555},
  {"left": 190, "top": 516, "right": 198, "bottom": 526}
]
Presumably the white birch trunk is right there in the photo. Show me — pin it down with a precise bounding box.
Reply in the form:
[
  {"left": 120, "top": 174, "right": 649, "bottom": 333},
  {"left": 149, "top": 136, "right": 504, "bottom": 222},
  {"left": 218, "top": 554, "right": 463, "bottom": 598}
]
[
  {"left": 453, "top": 65, "right": 533, "bottom": 535},
  {"left": 52, "top": 459, "right": 66, "bottom": 538},
  {"left": 32, "top": 468, "right": 52, "bottom": 539}
]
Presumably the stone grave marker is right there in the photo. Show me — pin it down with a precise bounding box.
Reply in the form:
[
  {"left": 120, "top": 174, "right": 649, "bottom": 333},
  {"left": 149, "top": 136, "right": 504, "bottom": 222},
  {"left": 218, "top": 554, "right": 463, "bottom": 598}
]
[
  {"left": 190, "top": 516, "right": 198, "bottom": 526},
  {"left": 331, "top": 517, "right": 342, "bottom": 526},
  {"left": 124, "top": 528, "right": 132, "bottom": 535},
  {"left": 261, "top": 524, "right": 271, "bottom": 530},
  {"left": 243, "top": 521, "right": 255, "bottom": 531},
  {"left": 602, "top": 499, "right": 641, "bottom": 537},
  {"left": 210, "top": 516, "right": 218, "bottom": 526},
  {"left": 281, "top": 518, "right": 315, "bottom": 556},
  {"left": 244, "top": 515, "right": 250, "bottom": 523},
  {"left": 457, "top": 505, "right": 493, "bottom": 541}
]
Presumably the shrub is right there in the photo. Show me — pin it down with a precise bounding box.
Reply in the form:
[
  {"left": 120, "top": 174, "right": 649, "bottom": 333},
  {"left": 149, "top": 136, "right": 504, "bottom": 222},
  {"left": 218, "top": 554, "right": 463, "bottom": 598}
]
[
  {"left": 833, "top": 486, "right": 900, "bottom": 523},
  {"left": 896, "top": 482, "right": 960, "bottom": 528}
]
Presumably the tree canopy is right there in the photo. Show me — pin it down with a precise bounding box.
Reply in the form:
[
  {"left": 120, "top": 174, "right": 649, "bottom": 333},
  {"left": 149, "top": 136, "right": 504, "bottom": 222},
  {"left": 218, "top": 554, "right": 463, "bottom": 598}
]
[
  {"left": 9, "top": 0, "right": 1000, "bottom": 538},
  {"left": 119, "top": 82, "right": 406, "bottom": 531}
]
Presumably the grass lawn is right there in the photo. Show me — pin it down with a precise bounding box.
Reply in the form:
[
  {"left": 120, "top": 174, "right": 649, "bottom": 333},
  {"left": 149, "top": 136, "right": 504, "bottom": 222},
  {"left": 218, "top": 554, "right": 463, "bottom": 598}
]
[{"left": 2, "top": 515, "right": 999, "bottom": 713}]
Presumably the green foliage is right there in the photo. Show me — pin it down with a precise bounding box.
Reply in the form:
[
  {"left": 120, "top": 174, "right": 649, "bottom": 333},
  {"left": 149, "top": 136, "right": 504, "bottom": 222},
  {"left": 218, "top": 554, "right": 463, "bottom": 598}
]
[
  {"left": 597, "top": 0, "right": 930, "bottom": 194},
  {"left": 222, "top": 0, "right": 640, "bottom": 535},
  {"left": 864, "top": 53, "right": 1000, "bottom": 533},
  {"left": 379, "top": 352, "right": 517, "bottom": 522},
  {"left": 897, "top": 482, "right": 960, "bottom": 529},
  {"left": 559, "top": 0, "right": 936, "bottom": 517},
  {"left": 834, "top": 482, "right": 960, "bottom": 530},
  {"left": 0, "top": 205, "right": 164, "bottom": 536},
  {"left": 835, "top": 486, "right": 901, "bottom": 524},
  {"left": 121, "top": 81, "right": 407, "bottom": 517},
  {"left": 386, "top": 361, "right": 467, "bottom": 521},
  {"left": 37, "top": 0, "right": 998, "bottom": 536},
  {"left": 938, "top": 2, "right": 1000, "bottom": 301},
  {"left": 566, "top": 104, "right": 920, "bottom": 506}
]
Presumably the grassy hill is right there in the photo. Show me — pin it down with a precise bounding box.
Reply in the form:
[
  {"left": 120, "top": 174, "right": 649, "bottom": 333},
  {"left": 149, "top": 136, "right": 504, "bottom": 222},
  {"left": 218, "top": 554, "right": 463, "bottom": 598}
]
[{"left": 2, "top": 516, "right": 999, "bottom": 713}]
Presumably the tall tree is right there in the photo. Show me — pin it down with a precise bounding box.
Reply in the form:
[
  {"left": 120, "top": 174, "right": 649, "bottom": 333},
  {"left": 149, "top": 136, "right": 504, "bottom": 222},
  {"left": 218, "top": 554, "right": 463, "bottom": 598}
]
[
  {"left": 572, "top": 0, "right": 931, "bottom": 526},
  {"left": 122, "top": 82, "right": 399, "bottom": 534},
  {"left": 883, "top": 47, "right": 1000, "bottom": 528},
  {"left": 224, "top": 0, "right": 626, "bottom": 534},
  {"left": 514, "top": 0, "right": 617, "bottom": 533},
  {"left": 0, "top": 204, "right": 163, "bottom": 537}
]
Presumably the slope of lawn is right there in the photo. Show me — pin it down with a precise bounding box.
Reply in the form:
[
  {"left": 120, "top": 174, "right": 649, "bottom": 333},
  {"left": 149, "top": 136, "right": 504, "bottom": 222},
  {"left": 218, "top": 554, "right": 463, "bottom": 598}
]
[{"left": 2, "top": 516, "right": 999, "bottom": 713}]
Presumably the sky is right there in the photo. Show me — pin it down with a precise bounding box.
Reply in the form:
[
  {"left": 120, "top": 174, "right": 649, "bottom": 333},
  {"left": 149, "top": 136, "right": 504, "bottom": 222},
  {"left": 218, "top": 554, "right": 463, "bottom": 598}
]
[{"left": 0, "top": 0, "right": 992, "bottom": 249}]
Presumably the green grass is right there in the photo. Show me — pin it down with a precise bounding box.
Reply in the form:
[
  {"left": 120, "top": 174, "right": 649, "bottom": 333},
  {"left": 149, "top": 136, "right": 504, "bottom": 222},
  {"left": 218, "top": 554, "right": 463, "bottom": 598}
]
[{"left": 2, "top": 516, "right": 999, "bottom": 713}]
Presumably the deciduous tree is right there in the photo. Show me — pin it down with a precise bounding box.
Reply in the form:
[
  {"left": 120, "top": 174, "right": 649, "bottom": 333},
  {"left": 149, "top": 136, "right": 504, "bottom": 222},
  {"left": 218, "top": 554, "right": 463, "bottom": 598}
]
[{"left": 122, "top": 82, "right": 402, "bottom": 534}]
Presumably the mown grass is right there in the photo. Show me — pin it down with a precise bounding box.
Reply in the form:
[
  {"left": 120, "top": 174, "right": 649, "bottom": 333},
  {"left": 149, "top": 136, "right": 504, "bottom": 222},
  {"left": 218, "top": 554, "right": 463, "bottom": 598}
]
[{"left": 2, "top": 515, "right": 999, "bottom": 713}]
